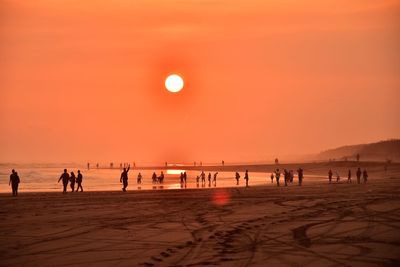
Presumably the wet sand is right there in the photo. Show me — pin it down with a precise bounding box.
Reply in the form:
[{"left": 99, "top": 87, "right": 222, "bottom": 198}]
[{"left": 1, "top": 164, "right": 400, "bottom": 266}]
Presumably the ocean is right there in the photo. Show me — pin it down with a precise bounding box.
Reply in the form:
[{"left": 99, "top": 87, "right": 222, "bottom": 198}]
[{"left": 0, "top": 163, "right": 325, "bottom": 193}]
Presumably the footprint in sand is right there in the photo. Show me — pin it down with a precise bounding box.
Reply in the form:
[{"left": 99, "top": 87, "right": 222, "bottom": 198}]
[
  {"left": 150, "top": 256, "right": 163, "bottom": 262},
  {"left": 160, "top": 252, "right": 170, "bottom": 257}
]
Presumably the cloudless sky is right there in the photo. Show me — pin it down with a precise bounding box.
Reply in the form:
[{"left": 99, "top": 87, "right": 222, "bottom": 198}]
[{"left": 1, "top": 0, "right": 399, "bottom": 163}]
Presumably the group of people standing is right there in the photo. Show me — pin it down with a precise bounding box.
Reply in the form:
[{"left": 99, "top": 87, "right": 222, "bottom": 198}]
[
  {"left": 6, "top": 166, "right": 370, "bottom": 195},
  {"left": 234, "top": 170, "right": 249, "bottom": 187},
  {"left": 196, "top": 171, "right": 220, "bottom": 187},
  {"left": 328, "top": 168, "right": 368, "bottom": 184},
  {"left": 58, "top": 169, "right": 84, "bottom": 193},
  {"left": 269, "top": 168, "right": 304, "bottom": 186},
  {"left": 151, "top": 171, "right": 165, "bottom": 184}
]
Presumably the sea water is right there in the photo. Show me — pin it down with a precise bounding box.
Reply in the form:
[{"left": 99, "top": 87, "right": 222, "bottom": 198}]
[{"left": 0, "top": 163, "right": 325, "bottom": 193}]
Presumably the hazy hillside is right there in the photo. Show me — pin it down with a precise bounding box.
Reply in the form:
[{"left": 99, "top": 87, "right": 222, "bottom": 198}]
[{"left": 317, "top": 139, "right": 400, "bottom": 162}]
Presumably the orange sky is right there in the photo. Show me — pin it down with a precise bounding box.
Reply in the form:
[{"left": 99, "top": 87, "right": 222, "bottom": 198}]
[{"left": 1, "top": 0, "right": 399, "bottom": 163}]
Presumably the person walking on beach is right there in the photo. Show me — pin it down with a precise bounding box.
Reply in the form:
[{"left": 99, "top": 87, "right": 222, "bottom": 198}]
[
  {"left": 200, "top": 171, "right": 206, "bottom": 184},
  {"left": 328, "top": 169, "right": 333, "bottom": 183},
  {"left": 58, "top": 169, "right": 70, "bottom": 193},
  {"left": 356, "top": 168, "right": 362, "bottom": 184},
  {"left": 297, "top": 168, "right": 304, "bottom": 186},
  {"left": 159, "top": 171, "right": 165, "bottom": 184},
  {"left": 70, "top": 171, "right": 76, "bottom": 192},
  {"left": 9, "top": 169, "right": 20, "bottom": 196},
  {"left": 275, "top": 169, "right": 281, "bottom": 186},
  {"left": 152, "top": 172, "right": 157, "bottom": 184},
  {"left": 196, "top": 175, "right": 200, "bottom": 184},
  {"left": 235, "top": 172, "right": 240, "bottom": 185},
  {"left": 347, "top": 169, "right": 352, "bottom": 183},
  {"left": 137, "top": 172, "right": 142, "bottom": 184},
  {"left": 208, "top": 173, "right": 212, "bottom": 186},
  {"left": 120, "top": 165, "right": 130, "bottom": 191},
  {"left": 283, "top": 169, "right": 289, "bottom": 186},
  {"left": 76, "top": 170, "right": 83, "bottom": 192},
  {"left": 363, "top": 169, "right": 368, "bottom": 183},
  {"left": 184, "top": 172, "right": 187, "bottom": 184},
  {"left": 244, "top": 170, "right": 249, "bottom": 187},
  {"left": 270, "top": 173, "right": 274, "bottom": 183},
  {"left": 213, "top": 172, "right": 218, "bottom": 186},
  {"left": 180, "top": 172, "right": 184, "bottom": 184}
]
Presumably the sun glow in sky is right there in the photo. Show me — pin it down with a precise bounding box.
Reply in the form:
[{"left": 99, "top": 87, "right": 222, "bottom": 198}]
[{"left": 0, "top": 0, "right": 399, "bottom": 163}]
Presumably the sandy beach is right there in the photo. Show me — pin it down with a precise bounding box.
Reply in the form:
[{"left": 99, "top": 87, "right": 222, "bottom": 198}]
[{"left": 1, "top": 163, "right": 399, "bottom": 267}]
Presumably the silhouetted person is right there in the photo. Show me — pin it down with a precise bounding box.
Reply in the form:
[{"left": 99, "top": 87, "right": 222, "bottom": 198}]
[
  {"left": 289, "top": 170, "right": 294, "bottom": 183},
  {"left": 347, "top": 169, "right": 352, "bottom": 183},
  {"left": 275, "top": 169, "right": 281, "bottom": 186},
  {"left": 165, "top": 162, "right": 168, "bottom": 167},
  {"left": 87, "top": 162, "right": 90, "bottom": 170},
  {"left": 76, "top": 170, "right": 83, "bottom": 192},
  {"left": 159, "top": 171, "right": 165, "bottom": 184},
  {"left": 356, "top": 168, "right": 362, "bottom": 184},
  {"left": 235, "top": 172, "right": 240, "bottom": 185},
  {"left": 222, "top": 160, "right": 224, "bottom": 166},
  {"left": 152, "top": 172, "right": 157, "bottom": 184},
  {"left": 244, "top": 170, "right": 249, "bottom": 187},
  {"left": 137, "top": 172, "right": 142, "bottom": 184},
  {"left": 200, "top": 171, "right": 206, "bottom": 184},
  {"left": 297, "top": 168, "right": 303, "bottom": 186},
  {"left": 9, "top": 169, "right": 20, "bottom": 196},
  {"left": 110, "top": 162, "right": 114, "bottom": 169},
  {"left": 328, "top": 169, "right": 333, "bottom": 183},
  {"left": 120, "top": 165, "right": 130, "bottom": 191},
  {"left": 270, "top": 173, "right": 274, "bottom": 183},
  {"left": 208, "top": 172, "right": 212, "bottom": 186},
  {"left": 70, "top": 172, "right": 76, "bottom": 192},
  {"left": 363, "top": 169, "right": 368, "bottom": 183},
  {"left": 283, "top": 169, "right": 288, "bottom": 186},
  {"left": 184, "top": 172, "right": 187, "bottom": 184},
  {"left": 213, "top": 172, "right": 218, "bottom": 186},
  {"left": 196, "top": 175, "right": 200, "bottom": 184},
  {"left": 336, "top": 171, "right": 340, "bottom": 182},
  {"left": 180, "top": 172, "right": 184, "bottom": 184},
  {"left": 275, "top": 158, "right": 279, "bottom": 164},
  {"left": 58, "top": 169, "right": 70, "bottom": 193}
]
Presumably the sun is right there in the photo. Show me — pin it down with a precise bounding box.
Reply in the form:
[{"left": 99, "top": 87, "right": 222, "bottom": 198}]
[{"left": 165, "top": 74, "right": 184, "bottom": 93}]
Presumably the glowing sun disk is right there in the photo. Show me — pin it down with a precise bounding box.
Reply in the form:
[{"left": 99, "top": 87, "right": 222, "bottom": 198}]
[{"left": 165, "top": 74, "right": 184, "bottom": 93}]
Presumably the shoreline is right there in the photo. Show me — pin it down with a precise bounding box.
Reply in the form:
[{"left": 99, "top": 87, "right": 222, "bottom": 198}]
[{"left": 0, "top": 177, "right": 395, "bottom": 196}]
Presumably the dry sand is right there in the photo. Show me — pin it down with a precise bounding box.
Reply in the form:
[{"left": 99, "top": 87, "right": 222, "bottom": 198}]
[{"left": 1, "top": 163, "right": 399, "bottom": 267}]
